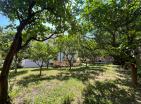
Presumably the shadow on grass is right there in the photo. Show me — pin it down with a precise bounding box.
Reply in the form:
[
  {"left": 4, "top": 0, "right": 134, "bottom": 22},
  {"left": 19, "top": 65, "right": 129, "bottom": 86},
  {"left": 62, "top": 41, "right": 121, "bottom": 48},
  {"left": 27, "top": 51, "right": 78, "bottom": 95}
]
[
  {"left": 17, "top": 66, "right": 106, "bottom": 87},
  {"left": 31, "top": 68, "right": 51, "bottom": 71},
  {"left": 9, "top": 70, "right": 28, "bottom": 78},
  {"left": 31, "top": 65, "right": 106, "bottom": 72},
  {"left": 30, "top": 66, "right": 79, "bottom": 71},
  {"left": 83, "top": 81, "right": 135, "bottom": 104},
  {"left": 68, "top": 66, "right": 105, "bottom": 72},
  {"left": 115, "top": 69, "right": 141, "bottom": 103},
  {"left": 115, "top": 69, "right": 133, "bottom": 87}
]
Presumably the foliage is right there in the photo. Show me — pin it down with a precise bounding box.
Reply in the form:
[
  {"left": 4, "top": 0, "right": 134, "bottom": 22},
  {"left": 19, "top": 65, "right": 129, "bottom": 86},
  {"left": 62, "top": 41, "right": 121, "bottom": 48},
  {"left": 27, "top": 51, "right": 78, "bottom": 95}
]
[
  {"left": 0, "top": 0, "right": 79, "bottom": 102},
  {"left": 79, "top": 38, "right": 107, "bottom": 64},
  {"left": 0, "top": 0, "right": 77, "bottom": 41},
  {"left": 0, "top": 28, "right": 14, "bottom": 58},
  {"left": 55, "top": 35, "right": 79, "bottom": 69},
  {"left": 83, "top": 0, "right": 141, "bottom": 65},
  {"left": 29, "top": 41, "right": 58, "bottom": 69},
  {"left": 1, "top": 0, "right": 141, "bottom": 103}
]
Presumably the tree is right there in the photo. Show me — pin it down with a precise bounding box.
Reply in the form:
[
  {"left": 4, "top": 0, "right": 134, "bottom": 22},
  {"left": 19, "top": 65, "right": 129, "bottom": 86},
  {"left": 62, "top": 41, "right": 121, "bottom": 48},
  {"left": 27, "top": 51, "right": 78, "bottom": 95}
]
[
  {"left": 42, "top": 43, "right": 58, "bottom": 69},
  {"left": 29, "top": 41, "right": 58, "bottom": 75},
  {"left": 29, "top": 42, "right": 46, "bottom": 76},
  {"left": 0, "top": 0, "right": 75, "bottom": 103},
  {"left": 79, "top": 37, "right": 107, "bottom": 66},
  {"left": 55, "top": 36, "right": 64, "bottom": 68},
  {"left": 56, "top": 35, "right": 78, "bottom": 70},
  {"left": 13, "top": 51, "right": 26, "bottom": 73},
  {"left": 83, "top": 0, "right": 141, "bottom": 86},
  {"left": 0, "top": 29, "right": 15, "bottom": 59},
  {"left": 79, "top": 39, "right": 95, "bottom": 66}
]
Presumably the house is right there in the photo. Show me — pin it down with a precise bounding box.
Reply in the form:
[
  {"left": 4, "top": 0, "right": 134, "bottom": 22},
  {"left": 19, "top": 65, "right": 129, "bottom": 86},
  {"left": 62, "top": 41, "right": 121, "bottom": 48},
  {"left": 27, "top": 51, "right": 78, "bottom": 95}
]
[
  {"left": 95, "top": 56, "right": 114, "bottom": 64},
  {"left": 52, "top": 52, "right": 80, "bottom": 67},
  {"left": 21, "top": 52, "right": 80, "bottom": 68},
  {"left": 21, "top": 59, "right": 46, "bottom": 68}
]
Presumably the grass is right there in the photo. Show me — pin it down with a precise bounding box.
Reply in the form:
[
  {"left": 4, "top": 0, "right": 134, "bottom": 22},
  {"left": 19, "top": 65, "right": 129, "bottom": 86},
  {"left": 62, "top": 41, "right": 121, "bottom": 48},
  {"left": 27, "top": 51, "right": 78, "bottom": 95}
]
[{"left": 8, "top": 64, "right": 141, "bottom": 104}]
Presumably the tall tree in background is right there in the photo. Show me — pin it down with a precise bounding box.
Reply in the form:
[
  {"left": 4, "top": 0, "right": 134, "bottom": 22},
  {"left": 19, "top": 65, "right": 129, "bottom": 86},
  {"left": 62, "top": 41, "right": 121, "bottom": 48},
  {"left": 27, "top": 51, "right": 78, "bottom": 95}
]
[
  {"left": 29, "top": 42, "right": 46, "bottom": 76},
  {"left": 79, "top": 38, "right": 107, "bottom": 66},
  {"left": 83, "top": 0, "right": 141, "bottom": 85},
  {"left": 29, "top": 41, "right": 58, "bottom": 76},
  {"left": 0, "top": 0, "right": 75, "bottom": 103},
  {"left": 43, "top": 43, "right": 58, "bottom": 69},
  {"left": 56, "top": 35, "right": 78, "bottom": 70}
]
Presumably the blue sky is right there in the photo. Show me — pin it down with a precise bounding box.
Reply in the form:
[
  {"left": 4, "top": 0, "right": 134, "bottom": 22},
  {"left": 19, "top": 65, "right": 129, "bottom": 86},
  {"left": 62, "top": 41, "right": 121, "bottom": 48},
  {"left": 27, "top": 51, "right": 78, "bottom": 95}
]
[{"left": 0, "top": 14, "right": 9, "bottom": 26}]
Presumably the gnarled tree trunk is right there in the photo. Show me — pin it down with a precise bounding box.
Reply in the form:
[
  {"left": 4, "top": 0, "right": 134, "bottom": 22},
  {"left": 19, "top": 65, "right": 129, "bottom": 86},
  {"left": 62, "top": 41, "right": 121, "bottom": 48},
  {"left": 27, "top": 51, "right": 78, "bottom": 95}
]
[
  {"left": 0, "top": 22, "right": 25, "bottom": 103},
  {"left": 0, "top": 39, "right": 20, "bottom": 103}
]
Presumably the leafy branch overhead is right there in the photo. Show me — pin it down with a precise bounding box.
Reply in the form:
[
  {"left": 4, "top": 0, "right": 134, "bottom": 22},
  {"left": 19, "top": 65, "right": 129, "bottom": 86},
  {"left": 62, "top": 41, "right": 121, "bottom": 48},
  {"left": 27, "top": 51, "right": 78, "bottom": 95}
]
[{"left": 0, "top": 0, "right": 76, "bottom": 49}]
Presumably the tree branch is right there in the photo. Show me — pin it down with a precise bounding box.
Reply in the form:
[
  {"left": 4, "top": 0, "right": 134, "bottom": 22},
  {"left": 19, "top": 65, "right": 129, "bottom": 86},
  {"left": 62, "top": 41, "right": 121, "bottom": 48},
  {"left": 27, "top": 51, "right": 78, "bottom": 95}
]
[
  {"left": 28, "top": 0, "right": 36, "bottom": 16},
  {"left": 32, "top": 33, "right": 56, "bottom": 41},
  {"left": 16, "top": 10, "right": 22, "bottom": 22},
  {"left": 21, "top": 33, "right": 58, "bottom": 49},
  {"left": 20, "top": 0, "right": 58, "bottom": 27}
]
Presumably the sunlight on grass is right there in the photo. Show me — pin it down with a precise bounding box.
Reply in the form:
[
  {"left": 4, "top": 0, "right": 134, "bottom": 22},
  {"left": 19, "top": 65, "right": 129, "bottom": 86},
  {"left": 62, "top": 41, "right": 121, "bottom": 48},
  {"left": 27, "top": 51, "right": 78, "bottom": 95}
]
[
  {"left": 83, "top": 80, "right": 134, "bottom": 104},
  {"left": 11, "top": 78, "right": 84, "bottom": 104},
  {"left": 8, "top": 64, "right": 140, "bottom": 104},
  {"left": 25, "top": 79, "right": 84, "bottom": 104},
  {"left": 9, "top": 68, "right": 85, "bottom": 104}
]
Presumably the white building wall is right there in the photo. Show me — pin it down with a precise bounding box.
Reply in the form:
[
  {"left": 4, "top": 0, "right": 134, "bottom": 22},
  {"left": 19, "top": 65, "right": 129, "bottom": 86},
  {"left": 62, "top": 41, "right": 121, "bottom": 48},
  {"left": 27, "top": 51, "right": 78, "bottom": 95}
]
[
  {"left": 21, "top": 59, "right": 46, "bottom": 68},
  {"left": 57, "top": 52, "right": 64, "bottom": 62}
]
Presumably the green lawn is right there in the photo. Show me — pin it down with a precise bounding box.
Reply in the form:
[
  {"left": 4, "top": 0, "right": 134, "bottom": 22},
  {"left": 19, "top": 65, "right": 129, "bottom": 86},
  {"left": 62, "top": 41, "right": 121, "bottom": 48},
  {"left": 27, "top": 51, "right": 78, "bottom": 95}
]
[{"left": 8, "top": 64, "right": 141, "bottom": 104}]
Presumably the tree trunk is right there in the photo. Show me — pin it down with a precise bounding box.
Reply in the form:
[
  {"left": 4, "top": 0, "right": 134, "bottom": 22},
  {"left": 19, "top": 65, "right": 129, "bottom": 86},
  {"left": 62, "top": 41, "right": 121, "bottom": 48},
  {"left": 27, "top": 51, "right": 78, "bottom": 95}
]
[
  {"left": 69, "top": 63, "right": 72, "bottom": 70},
  {"left": 14, "top": 54, "right": 18, "bottom": 73},
  {"left": 39, "top": 67, "right": 42, "bottom": 76},
  {"left": 131, "top": 63, "right": 137, "bottom": 86},
  {"left": 68, "top": 61, "right": 72, "bottom": 70},
  {"left": 112, "top": 33, "right": 116, "bottom": 47},
  {"left": 46, "top": 61, "right": 49, "bottom": 69},
  {"left": 0, "top": 40, "right": 19, "bottom": 103},
  {"left": 0, "top": 75, "right": 9, "bottom": 104},
  {"left": 0, "top": 21, "right": 26, "bottom": 103}
]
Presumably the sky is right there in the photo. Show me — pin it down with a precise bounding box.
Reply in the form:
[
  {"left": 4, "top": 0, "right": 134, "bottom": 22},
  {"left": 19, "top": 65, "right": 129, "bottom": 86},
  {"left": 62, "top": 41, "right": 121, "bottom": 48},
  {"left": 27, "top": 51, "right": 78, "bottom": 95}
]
[
  {"left": 0, "top": 14, "right": 9, "bottom": 26},
  {"left": 0, "top": 14, "right": 56, "bottom": 28}
]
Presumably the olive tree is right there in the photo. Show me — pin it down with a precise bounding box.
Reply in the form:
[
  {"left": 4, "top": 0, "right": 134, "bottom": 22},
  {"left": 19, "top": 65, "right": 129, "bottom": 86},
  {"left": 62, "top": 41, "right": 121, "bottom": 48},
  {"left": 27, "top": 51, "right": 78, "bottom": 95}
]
[
  {"left": 56, "top": 35, "right": 78, "bottom": 70},
  {"left": 29, "top": 41, "right": 58, "bottom": 76},
  {"left": 0, "top": 0, "right": 75, "bottom": 103},
  {"left": 83, "top": 0, "right": 141, "bottom": 86}
]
